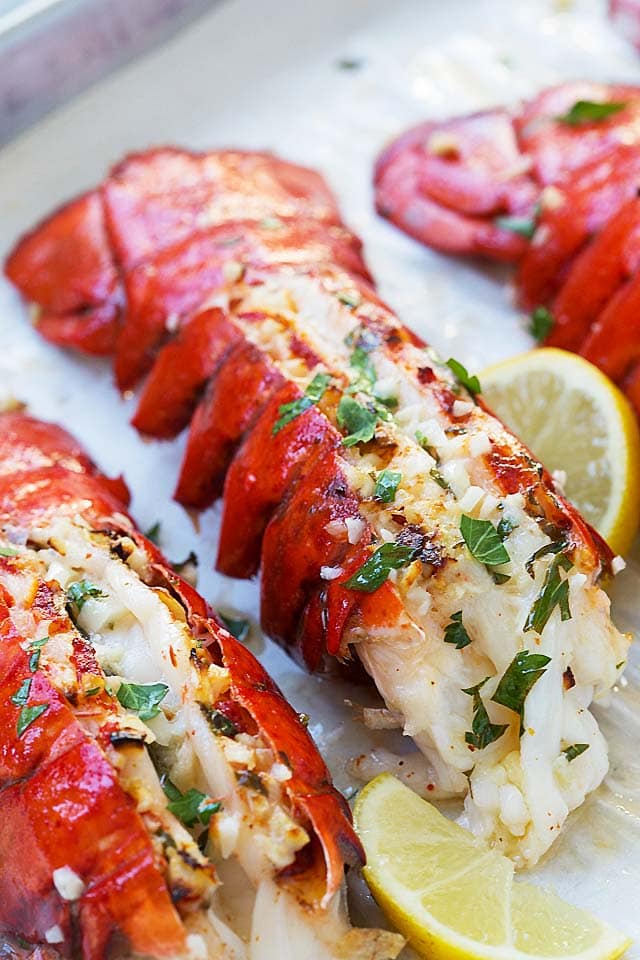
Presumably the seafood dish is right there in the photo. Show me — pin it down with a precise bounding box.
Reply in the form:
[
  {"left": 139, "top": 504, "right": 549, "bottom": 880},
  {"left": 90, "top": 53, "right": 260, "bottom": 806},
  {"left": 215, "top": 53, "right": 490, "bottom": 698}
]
[
  {"left": 0, "top": 407, "right": 403, "bottom": 959},
  {"left": 5, "top": 146, "right": 630, "bottom": 870},
  {"left": 374, "top": 81, "right": 640, "bottom": 414}
]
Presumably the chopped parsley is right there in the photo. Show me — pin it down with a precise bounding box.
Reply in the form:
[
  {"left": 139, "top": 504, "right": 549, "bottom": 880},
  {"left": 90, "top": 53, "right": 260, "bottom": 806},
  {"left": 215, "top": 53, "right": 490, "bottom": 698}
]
[
  {"left": 556, "top": 100, "right": 626, "bottom": 126},
  {"left": 337, "top": 290, "right": 362, "bottom": 309},
  {"left": 17, "top": 703, "right": 49, "bottom": 738},
  {"left": 563, "top": 743, "right": 590, "bottom": 762},
  {"left": 161, "top": 775, "right": 221, "bottom": 827},
  {"left": 491, "top": 651, "right": 551, "bottom": 717},
  {"left": 374, "top": 469, "right": 402, "bottom": 503},
  {"left": 219, "top": 613, "right": 250, "bottom": 643},
  {"left": 206, "top": 708, "right": 238, "bottom": 737},
  {"left": 11, "top": 678, "right": 32, "bottom": 706},
  {"left": 145, "top": 521, "right": 161, "bottom": 544},
  {"left": 446, "top": 358, "right": 481, "bottom": 397},
  {"left": 462, "top": 679, "right": 508, "bottom": 750},
  {"left": 460, "top": 515, "right": 510, "bottom": 567},
  {"left": 529, "top": 306, "right": 554, "bottom": 342},
  {"left": 272, "top": 373, "right": 331, "bottom": 434},
  {"left": 416, "top": 430, "right": 439, "bottom": 461},
  {"left": 443, "top": 611, "right": 472, "bottom": 649},
  {"left": 28, "top": 637, "right": 48, "bottom": 672},
  {"left": 337, "top": 395, "right": 378, "bottom": 446},
  {"left": 116, "top": 681, "right": 169, "bottom": 721},
  {"left": 0, "top": 546, "right": 19, "bottom": 557},
  {"left": 430, "top": 467, "right": 450, "bottom": 491},
  {"left": 496, "top": 515, "right": 518, "bottom": 540},
  {"left": 494, "top": 214, "right": 537, "bottom": 239},
  {"left": 524, "top": 553, "right": 572, "bottom": 633},
  {"left": 344, "top": 542, "right": 419, "bottom": 593},
  {"left": 66, "top": 580, "right": 106, "bottom": 612},
  {"left": 349, "top": 345, "right": 377, "bottom": 392},
  {"left": 236, "top": 769, "right": 267, "bottom": 795},
  {"left": 524, "top": 539, "right": 567, "bottom": 578}
]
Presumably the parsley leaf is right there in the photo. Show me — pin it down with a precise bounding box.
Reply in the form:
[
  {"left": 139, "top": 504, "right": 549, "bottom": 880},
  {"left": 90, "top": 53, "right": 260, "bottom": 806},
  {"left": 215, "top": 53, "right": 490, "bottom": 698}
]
[
  {"left": 563, "top": 743, "right": 590, "bottom": 762},
  {"left": 446, "top": 358, "right": 481, "bottom": 396},
  {"left": 491, "top": 650, "right": 551, "bottom": 716},
  {"left": 524, "top": 553, "right": 572, "bottom": 633},
  {"left": 494, "top": 215, "right": 536, "bottom": 239},
  {"left": 462, "top": 679, "right": 508, "bottom": 750},
  {"left": 416, "top": 430, "right": 439, "bottom": 461},
  {"left": 524, "top": 539, "right": 567, "bottom": 578},
  {"left": 204, "top": 707, "right": 239, "bottom": 737},
  {"left": 66, "top": 580, "right": 106, "bottom": 612},
  {"left": 28, "top": 637, "right": 48, "bottom": 672},
  {"left": 556, "top": 100, "right": 626, "bottom": 126},
  {"left": 444, "top": 611, "right": 472, "bottom": 649},
  {"left": 349, "top": 346, "right": 377, "bottom": 391},
  {"left": 116, "top": 681, "right": 169, "bottom": 721},
  {"left": 0, "top": 546, "right": 19, "bottom": 557},
  {"left": 529, "top": 306, "right": 554, "bottom": 342},
  {"left": 337, "top": 395, "right": 378, "bottom": 446},
  {"left": 219, "top": 613, "right": 250, "bottom": 643},
  {"left": 11, "top": 678, "right": 32, "bottom": 706},
  {"left": 17, "top": 703, "right": 49, "bottom": 738},
  {"left": 272, "top": 373, "right": 331, "bottom": 434},
  {"left": 430, "top": 467, "right": 450, "bottom": 491},
  {"left": 374, "top": 469, "right": 402, "bottom": 503},
  {"left": 337, "top": 290, "right": 361, "bottom": 309},
  {"left": 496, "top": 515, "right": 518, "bottom": 540},
  {"left": 460, "top": 515, "right": 510, "bottom": 566},
  {"left": 236, "top": 769, "right": 267, "bottom": 795},
  {"left": 161, "top": 775, "right": 221, "bottom": 827},
  {"left": 344, "top": 542, "right": 419, "bottom": 593},
  {"left": 145, "top": 521, "right": 161, "bottom": 544}
]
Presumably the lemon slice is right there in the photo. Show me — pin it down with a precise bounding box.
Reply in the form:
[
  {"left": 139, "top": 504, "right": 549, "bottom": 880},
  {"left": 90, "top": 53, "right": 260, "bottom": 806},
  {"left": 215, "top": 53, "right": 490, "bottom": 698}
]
[
  {"left": 480, "top": 348, "right": 640, "bottom": 557},
  {"left": 354, "top": 774, "right": 631, "bottom": 960}
]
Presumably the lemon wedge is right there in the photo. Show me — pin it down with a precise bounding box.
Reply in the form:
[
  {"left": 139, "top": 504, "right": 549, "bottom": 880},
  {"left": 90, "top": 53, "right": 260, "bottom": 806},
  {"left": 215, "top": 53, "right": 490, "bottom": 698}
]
[
  {"left": 480, "top": 348, "right": 640, "bottom": 557},
  {"left": 354, "top": 774, "right": 630, "bottom": 960}
]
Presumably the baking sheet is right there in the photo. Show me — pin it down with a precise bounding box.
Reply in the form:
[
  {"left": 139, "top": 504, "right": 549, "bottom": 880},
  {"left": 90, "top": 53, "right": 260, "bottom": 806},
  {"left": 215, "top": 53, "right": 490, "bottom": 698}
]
[{"left": 2, "top": 0, "right": 640, "bottom": 950}]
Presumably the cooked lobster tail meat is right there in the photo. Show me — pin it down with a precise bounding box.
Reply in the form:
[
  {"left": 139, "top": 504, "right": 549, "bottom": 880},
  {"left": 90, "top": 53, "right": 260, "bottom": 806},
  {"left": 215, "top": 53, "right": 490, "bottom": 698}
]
[
  {"left": 372, "top": 80, "right": 640, "bottom": 411},
  {"left": 4, "top": 146, "right": 630, "bottom": 869},
  {"left": 0, "top": 410, "right": 403, "bottom": 960}
]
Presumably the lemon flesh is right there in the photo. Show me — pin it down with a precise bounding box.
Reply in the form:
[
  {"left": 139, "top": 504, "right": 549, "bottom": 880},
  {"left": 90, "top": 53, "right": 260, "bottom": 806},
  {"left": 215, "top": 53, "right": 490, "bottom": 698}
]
[
  {"left": 354, "top": 774, "right": 631, "bottom": 960},
  {"left": 480, "top": 348, "right": 640, "bottom": 557}
]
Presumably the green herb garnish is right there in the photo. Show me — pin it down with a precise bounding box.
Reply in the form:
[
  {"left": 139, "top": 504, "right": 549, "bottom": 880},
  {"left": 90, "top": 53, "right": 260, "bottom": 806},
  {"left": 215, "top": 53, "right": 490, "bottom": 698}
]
[
  {"left": 337, "top": 395, "right": 378, "bottom": 446},
  {"left": 17, "top": 703, "right": 49, "bottom": 738},
  {"left": 116, "top": 681, "right": 169, "bottom": 721},
  {"left": 219, "top": 613, "right": 250, "bottom": 643},
  {"left": 28, "top": 637, "right": 48, "bottom": 672},
  {"left": 430, "top": 467, "right": 450, "bottom": 491},
  {"left": 374, "top": 469, "right": 402, "bottom": 503},
  {"left": 462, "top": 679, "right": 508, "bottom": 750},
  {"left": 460, "top": 515, "right": 510, "bottom": 566},
  {"left": 344, "top": 542, "right": 419, "bottom": 593},
  {"left": 272, "top": 373, "right": 331, "bottom": 434},
  {"left": 337, "top": 290, "right": 361, "bottom": 309},
  {"left": 490, "top": 570, "right": 511, "bottom": 585},
  {"left": 556, "top": 100, "right": 626, "bottom": 126},
  {"left": 494, "top": 215, "right": 536, "bottom": 239},
  {"left": 496, "top": 516, "right": 518, "bottom": 540},
  {"left": 416, "top": 430, "right": 439, "bottom": 461},
  {"left": 145, "top": 521, "right": 161, "bottom": 544},
  {"left": 236, "top": 769, "right": 267, "bottom": 795},
  {"left": 444, "top": 611, "right": 472, "bottom": 649},
  {"left": 206, "top": 708, "right": 239, "bottom": 737},
  {"left": 491, "top": 651, "right": 551, "bottom": 717},
  {"left": 161, "top": 775, "right": 221, "bottom": 827},
  {"left": 529, "top": 306, "right": 554, "bottom": 342},
  {"left": 349, "top": 345, "right": 377, "bottom": 391},
  {"left": 524, "top": 539, "right": 567, "bottom": 578},
  {"left": 563, "top": 743, "right": 590, "bottom": 762},
  {"left": 66, "top": 580, "right": 106, "bottom": 612},
  {"left": 11, "top": 678, "right": 32, "bottom": 706},
  {"left": 446, "top": 358, "right": 481, "bottom": 397},
  {"left": 524, "top": 553, "right": 572, "bottom": 633},
  {"left": 0, "top": 546, "right": 19, "bottom": 557}
]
